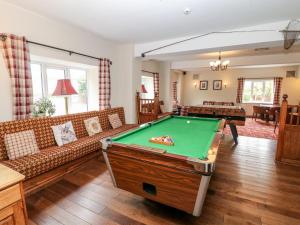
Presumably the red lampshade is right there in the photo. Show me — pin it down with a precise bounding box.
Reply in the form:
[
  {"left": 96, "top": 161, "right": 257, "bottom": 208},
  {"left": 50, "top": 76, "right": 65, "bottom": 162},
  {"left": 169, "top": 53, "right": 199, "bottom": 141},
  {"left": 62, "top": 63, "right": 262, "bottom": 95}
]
[
  {"left": 141, "top": 84, "right": 148, "bottom": 93},
  {"left": 52, "top": 79, "right": 78, "bottom": 96}
]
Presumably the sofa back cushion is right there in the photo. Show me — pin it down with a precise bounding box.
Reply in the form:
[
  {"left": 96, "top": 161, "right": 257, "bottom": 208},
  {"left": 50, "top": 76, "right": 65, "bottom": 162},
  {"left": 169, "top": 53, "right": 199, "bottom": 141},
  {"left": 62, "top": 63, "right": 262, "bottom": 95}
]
[{"left": 0, "top": 107, "right": 126, "bottom": 160}]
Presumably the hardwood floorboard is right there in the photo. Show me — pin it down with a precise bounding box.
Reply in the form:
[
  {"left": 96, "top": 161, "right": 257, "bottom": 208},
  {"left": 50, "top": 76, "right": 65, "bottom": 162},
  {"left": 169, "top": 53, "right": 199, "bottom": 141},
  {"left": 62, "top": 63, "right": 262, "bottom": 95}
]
[{"left": 27, "top": 135, "right": 300, "bottom": 225}]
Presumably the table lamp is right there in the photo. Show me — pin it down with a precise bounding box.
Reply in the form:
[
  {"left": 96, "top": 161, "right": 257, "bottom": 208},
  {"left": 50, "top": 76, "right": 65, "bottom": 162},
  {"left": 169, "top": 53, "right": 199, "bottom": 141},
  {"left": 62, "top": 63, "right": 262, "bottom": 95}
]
[{"left": 52, "top": 79, "right": 78, "bottom": 114}]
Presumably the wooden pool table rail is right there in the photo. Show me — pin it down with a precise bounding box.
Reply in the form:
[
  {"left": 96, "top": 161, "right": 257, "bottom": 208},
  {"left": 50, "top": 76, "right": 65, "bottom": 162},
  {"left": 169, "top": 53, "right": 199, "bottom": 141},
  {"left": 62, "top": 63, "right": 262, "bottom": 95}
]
[{"left": 103, "top": 118, "right": 225, "bottom": 175}]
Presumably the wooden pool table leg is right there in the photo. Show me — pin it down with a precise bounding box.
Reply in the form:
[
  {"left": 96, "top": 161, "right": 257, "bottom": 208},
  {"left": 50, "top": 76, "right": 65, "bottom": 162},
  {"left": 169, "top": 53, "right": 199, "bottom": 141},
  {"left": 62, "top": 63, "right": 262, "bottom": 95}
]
[
  {"left": 101, "top": 138, "right": 117, "bottom": 187},
  {"left": 102, "top": 151, "right": 117, "bottom": 187},
  {"left": 193, "top": 175, "right": 211, "bottom": 216},
  {"left": 229, "top": 123, "right": 238, "bottom": 145}
]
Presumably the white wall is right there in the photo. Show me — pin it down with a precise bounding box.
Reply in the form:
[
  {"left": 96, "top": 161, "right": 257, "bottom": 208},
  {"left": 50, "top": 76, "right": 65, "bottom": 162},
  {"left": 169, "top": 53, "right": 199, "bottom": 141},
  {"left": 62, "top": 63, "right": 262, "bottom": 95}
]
[
  {"left": 113, "top": 44, "right": 142, "bottom": 123},
  {"left": 181, "top": 66, "right": 300, "bottom": 115},
  {"left": 0, "top": 2, "right": 137, "bottom": 122}
]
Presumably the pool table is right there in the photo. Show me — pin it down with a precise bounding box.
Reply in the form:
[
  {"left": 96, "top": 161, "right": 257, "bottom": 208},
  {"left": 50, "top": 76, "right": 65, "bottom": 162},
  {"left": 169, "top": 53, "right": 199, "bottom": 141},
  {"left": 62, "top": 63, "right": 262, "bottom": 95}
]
[{"left": 101, "top": 116, "right": 225, "bottom": 216}]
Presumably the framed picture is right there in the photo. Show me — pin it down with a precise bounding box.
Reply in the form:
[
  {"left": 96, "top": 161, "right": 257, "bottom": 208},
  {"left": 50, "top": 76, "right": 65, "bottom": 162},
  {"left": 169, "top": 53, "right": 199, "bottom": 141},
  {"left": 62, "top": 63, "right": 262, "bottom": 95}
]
[
  {"left": 213, "top": 80, "right": 222, "bottom": 90},
  {"left": 199, "top": 80, "right": 208, "bottom": 90}
]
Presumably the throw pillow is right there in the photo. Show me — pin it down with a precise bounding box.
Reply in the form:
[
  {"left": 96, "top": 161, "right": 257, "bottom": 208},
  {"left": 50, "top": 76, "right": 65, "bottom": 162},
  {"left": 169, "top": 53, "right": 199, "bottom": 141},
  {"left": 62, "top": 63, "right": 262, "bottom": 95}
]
[
  {"left": 4, "top": 130, "right": 40, "bottom": 160},
  {"left": 108, "top": 113, "right": 122, "bottom": 129},
  {"left": 51, "top": 121, "right": 77, "bottom": 146},
  {"left": 84, "top": 117, "right": 102, "bottom": 136}
]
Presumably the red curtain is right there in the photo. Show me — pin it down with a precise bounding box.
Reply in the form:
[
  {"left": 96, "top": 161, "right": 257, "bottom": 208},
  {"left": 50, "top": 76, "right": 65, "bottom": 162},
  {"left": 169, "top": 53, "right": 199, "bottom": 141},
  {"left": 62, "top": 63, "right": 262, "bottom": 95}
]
[
  {"left": 273, "top": 77, "right": 283, "bottom": 105},
  {"left": 99, "top": 58, "right": 111, "bottom": 110},
  {"left": 236, "top": 78, "right": 245, "bottom": 103},
  {"left": 0, "top": 34, "right": 33, "bottom": 120}
]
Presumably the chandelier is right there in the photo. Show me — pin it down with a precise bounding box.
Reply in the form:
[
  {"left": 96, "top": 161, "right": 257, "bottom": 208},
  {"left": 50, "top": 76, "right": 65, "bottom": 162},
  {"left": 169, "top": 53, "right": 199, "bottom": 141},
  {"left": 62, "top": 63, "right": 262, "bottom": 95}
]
[{"left": 209, "top": 52, "right": 230, "bottom": 71}]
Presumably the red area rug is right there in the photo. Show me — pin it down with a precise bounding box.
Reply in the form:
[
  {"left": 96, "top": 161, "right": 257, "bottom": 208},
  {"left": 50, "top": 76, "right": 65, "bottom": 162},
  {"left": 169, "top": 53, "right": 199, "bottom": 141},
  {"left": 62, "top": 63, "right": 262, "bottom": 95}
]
[{"left": 224, "top": 118, "right": 278, "bottom": 140}]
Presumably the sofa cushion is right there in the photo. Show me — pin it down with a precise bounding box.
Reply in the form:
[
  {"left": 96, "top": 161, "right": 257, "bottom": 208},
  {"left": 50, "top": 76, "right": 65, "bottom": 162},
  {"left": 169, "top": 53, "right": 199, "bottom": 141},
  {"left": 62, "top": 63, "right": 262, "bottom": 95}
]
[
  {"left": 0, "top": 124, "right": 138, "bottom": 180},
  {"left": 5, "top": 130, "right": 39, "bottom": 160},
  {"left": 102, "top": 124, "right": 138, "bottom": 137},
  {"left": 64, "top": 124, "right": 138, "bottom": 160},
  {"left": 0, "top": 146, "right": 72, "bottom": 179},
  {"left": 51, "top": 121, "right": 78, "bottom": 146}
]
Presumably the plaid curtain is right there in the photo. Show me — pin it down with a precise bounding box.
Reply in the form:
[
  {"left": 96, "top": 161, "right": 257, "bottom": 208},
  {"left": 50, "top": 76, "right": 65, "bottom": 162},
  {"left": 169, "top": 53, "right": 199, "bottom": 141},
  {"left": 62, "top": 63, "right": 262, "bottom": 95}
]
[
  {"left": 153, "top": 73, "right": 159, "bottom": 97},
  {"left": 273, "top": 77, "right": 283, "bottom": 105},
  {"left": 172, "top": 81, "right": 178, "bottom": 110},
  {"left": 236, "top": 77, "right": 245, "bottom": 103},
  {"left": 172, "top": 81, "right": 177, "bottom": 102},
  {"left": 99, "top": 58, "right": 111, "bottom": 110},
  {"left": 0, "top": 34, "right": 33, "bottom": 120}
]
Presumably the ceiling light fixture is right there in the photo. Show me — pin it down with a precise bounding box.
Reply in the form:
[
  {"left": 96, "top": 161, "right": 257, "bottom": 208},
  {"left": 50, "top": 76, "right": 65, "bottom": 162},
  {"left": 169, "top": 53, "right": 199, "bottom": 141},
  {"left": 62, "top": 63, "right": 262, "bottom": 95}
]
[
  {"left": 209, "top": 52, "right": 230, "bottom": 71},
  {"left": 183, "top": 8, "right": 191, "bottom": 15}
]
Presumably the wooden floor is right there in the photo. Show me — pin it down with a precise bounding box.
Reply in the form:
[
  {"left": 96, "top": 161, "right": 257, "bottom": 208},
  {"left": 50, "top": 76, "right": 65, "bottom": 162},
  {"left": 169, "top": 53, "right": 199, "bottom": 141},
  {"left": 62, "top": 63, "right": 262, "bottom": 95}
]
[{"left": 27, "top": 136, "right": 300, "bottom": 225}]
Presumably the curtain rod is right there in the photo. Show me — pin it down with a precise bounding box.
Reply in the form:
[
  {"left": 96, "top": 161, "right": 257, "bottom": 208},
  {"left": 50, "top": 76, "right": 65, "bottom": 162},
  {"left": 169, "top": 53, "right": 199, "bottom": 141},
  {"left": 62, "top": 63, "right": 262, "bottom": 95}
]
[
  {"left": 27, "top": 40, "right": 112, "bottom": 65},
  {"left": 0, "top": 34, "right": 112, "bottom": 65},
  {"left": 243, "top": 77, "right": 282, "bottom": 80},
  {"left": 142, "top": 70, "right": 157, "bottom": 74}
]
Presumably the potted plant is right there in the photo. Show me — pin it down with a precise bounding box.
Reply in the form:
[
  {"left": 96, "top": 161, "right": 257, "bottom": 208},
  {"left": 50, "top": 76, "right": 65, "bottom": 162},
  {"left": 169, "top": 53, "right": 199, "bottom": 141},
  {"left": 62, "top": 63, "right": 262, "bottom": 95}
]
[{"left": 32, "top": 98, "right": 56, "bottom": 117}]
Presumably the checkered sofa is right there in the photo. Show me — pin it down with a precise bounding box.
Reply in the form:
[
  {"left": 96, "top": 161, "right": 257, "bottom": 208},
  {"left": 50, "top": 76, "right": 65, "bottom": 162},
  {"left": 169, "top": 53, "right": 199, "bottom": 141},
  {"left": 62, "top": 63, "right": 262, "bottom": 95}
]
[{"left": 0, "top": 107, "right": 136, "bottom": 180}]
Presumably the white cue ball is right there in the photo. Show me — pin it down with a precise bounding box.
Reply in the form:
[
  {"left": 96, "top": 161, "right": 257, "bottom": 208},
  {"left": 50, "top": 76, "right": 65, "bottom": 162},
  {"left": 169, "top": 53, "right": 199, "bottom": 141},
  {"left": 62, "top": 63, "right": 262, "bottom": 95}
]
[{"left": 187, "top": 120, "right": 191, "bottom": 124}]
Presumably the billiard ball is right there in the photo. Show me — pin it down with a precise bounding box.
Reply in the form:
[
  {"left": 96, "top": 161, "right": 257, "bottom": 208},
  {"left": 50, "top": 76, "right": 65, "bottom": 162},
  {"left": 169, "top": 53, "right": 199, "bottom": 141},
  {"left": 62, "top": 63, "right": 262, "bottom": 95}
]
[{"left": 187, "top": 120, "right": 190, "bottom": 124}]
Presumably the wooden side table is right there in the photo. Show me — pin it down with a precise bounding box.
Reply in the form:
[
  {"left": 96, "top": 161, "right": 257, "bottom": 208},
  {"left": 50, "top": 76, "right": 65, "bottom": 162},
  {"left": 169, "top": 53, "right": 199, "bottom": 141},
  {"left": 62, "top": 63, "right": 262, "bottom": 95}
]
[{"left": 0, "top": 164, "right": 28, "bottom": 225}]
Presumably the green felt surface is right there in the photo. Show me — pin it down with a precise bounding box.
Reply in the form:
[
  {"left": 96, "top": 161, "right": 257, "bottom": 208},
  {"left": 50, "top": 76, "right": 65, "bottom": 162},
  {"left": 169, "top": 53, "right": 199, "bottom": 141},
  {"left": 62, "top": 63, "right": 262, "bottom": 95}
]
[{"left": 112, "top": 116, "right": 220, "bottom": 159}]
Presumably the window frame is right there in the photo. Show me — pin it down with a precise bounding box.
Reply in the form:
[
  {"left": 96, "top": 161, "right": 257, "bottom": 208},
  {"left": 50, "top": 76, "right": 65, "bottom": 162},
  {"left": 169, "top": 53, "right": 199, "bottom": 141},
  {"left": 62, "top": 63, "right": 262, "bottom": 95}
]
[
  {"left": 242, "top": 78, "right": 274, "bottom": 104},
  {"left": 31, "top": 61, "right": 89, "bottom": 113}
]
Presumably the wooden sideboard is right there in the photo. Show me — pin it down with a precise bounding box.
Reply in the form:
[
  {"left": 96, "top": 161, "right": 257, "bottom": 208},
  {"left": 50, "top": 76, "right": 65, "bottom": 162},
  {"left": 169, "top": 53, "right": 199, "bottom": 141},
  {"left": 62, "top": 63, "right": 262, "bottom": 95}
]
[{"left": 0, "top": 164, "right": 28, "bottom": 225}]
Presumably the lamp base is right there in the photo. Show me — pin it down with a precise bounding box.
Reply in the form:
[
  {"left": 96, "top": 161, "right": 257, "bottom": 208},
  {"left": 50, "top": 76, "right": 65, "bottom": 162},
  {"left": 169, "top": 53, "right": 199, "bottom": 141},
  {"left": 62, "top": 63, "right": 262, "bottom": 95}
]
[{"left": 64, "top": 97, "right": 69, "bottom": 114}]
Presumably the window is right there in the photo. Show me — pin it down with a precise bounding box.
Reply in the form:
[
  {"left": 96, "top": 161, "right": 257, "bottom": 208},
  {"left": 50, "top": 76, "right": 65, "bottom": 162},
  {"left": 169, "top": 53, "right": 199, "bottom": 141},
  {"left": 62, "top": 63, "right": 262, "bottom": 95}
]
[
  {"left": 69, "top": 69, "right": 88, "bottom": 113},
  {"left": 31, "top": 63, "right": 43, "bottom": 101},
  {"left": 242, "top": 79, "right": 274, "bottom": 103},
  {"left": 141, "top": 75, "right": 154, "bottom": 99},
  {"left": 31, "top": 63, "right": 88, "bottom": 115},
  {"left": 46, "top": 68, "right": 66, "bottom": 115}
]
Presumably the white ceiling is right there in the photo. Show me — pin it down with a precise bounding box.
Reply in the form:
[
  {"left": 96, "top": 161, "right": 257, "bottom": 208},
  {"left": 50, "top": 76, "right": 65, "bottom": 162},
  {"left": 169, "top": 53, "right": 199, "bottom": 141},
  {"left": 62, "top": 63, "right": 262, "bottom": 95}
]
[{"left": 2, "top": 0, "right": 300, "bottom": 43}]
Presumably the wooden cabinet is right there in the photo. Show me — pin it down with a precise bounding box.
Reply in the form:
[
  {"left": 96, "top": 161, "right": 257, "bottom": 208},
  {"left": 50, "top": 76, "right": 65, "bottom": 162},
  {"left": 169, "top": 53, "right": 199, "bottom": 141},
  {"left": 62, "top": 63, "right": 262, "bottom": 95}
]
[{"left": 0, "top": 165, "right": 27, "bottom": 225}]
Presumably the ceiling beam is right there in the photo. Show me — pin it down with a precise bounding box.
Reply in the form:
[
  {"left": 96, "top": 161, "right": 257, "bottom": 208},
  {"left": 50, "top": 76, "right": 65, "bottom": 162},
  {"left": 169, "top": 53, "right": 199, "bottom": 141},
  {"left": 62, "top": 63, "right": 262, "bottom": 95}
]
[
  {"left": 135, "top": 21, "right": 287, "bottom": 58},
  {"left": 171, "top": 52, "right": 300, "bottom": 70}
]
